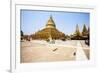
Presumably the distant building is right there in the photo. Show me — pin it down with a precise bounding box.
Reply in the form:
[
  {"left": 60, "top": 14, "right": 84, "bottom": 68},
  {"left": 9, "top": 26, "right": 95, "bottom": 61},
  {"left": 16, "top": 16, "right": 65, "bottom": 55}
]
[{"left": 71, "top": 24, "right": 89, "bottom": 40}]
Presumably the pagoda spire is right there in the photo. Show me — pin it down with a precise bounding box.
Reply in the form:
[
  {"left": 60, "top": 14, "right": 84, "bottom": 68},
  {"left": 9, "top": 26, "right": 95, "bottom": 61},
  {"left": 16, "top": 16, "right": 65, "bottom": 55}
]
[
  {"left": 75, "top": 24, "right": 81, "bottom": 36},
  {"left": 46, "top": 15, "right": 56, "bottom": 28},
  {"left": 50, "top": 15, "right": 52, "bottom": 19}
]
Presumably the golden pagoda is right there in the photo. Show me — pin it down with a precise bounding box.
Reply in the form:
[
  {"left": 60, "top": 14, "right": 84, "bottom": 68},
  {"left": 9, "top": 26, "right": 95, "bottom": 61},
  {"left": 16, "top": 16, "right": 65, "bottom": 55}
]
[{"left": 32, "top": 16, "right": 65, "bottom": 40}]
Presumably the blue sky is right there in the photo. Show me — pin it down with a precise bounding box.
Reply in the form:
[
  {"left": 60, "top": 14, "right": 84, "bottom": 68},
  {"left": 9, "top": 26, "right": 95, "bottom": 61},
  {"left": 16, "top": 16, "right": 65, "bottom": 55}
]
[{"left": 21, "top": 9, "right": 90, "bottom": 35}]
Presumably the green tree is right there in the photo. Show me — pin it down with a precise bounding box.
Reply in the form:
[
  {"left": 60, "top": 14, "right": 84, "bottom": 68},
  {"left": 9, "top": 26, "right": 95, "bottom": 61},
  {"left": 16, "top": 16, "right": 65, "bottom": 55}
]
[
  {"left": 82, "top": 24, "right": 88, "bottom": 36},
  {"left": 21, "top": 30, "right": 24, "bottom": 36}
]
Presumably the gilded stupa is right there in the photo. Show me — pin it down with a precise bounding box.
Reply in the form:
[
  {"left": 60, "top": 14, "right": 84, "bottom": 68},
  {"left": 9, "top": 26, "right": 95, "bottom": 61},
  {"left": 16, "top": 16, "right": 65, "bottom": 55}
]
[{"left": 32, "top": 16, "right": 65, "bottom": 40}]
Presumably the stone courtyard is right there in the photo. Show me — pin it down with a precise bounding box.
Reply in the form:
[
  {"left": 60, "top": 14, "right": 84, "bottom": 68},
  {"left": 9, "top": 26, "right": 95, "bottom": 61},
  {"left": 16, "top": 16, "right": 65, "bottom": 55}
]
[{"left": 21, "top": 40, "right": 90, "bottom": 63}]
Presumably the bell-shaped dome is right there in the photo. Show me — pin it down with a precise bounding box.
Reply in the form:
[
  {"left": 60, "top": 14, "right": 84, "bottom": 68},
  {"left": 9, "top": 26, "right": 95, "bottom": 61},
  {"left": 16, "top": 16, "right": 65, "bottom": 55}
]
[{"left": 46, "top": 16, "right": 56, "bottom": 28}]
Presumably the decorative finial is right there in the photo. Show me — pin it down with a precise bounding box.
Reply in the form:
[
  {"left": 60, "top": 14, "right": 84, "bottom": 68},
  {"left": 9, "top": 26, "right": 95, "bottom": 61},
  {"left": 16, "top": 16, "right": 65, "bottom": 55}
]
[{"left": 50, "top": 15, "right": 52, "bottom": 19}]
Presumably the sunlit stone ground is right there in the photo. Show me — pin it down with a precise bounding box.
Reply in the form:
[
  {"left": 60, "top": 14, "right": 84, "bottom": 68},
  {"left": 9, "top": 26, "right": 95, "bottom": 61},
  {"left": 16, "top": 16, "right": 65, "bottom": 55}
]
[{"left": 20, "top": 40, "right": 90, "bottom": 63}]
